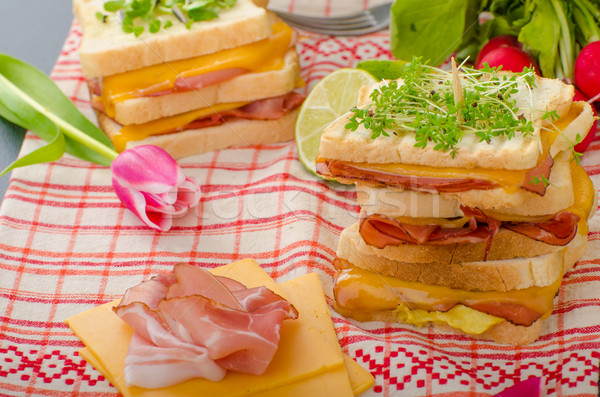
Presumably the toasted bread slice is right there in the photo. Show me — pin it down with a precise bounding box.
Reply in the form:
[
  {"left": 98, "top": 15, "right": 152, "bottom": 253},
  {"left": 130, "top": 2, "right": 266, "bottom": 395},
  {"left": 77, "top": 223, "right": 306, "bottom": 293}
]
[
  {"left": 74, "top": 0, "right": 272, "bottom": 78},
  {"left": 97, "top": 108, "right": 299, "bottom": 159},
  {"left": 106, "top": 49, "right": 300, "bottom": 125},
  {"left": 319, "top": 81, "right": 593, "bottom": 170},
  {"left": 337, "top": 221, "right": 587, "bottom": 291},
  {"left": 356, "top": 150, "right": 575, "bottom": 216}
]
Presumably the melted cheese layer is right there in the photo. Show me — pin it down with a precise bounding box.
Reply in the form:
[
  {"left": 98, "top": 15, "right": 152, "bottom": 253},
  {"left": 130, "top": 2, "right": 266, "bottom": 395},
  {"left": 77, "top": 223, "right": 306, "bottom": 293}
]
[
  {"left": 101, "top": 22, "right": 293, "bottom": 117},
  {"left": 334, "top": 265, "right": 561, "bottom": 320},
  {"left": 112, "top": 101, "right": 248, "bottom": 152}
]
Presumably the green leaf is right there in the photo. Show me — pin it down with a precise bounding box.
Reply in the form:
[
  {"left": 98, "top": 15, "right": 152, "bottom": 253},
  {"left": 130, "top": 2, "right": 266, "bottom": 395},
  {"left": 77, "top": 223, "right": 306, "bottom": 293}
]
[
  {"left": 0, "top": 54, "right": 117, "bottom": 167},
  {"left": 356, "top": 59, "right": 407, "bottom": 81},
  {"left": 518, "top": 0, "right": 560, "bottom": 78},
  {"left": 0, "top": 124, "right": 65, "bottom": 177},
  {"left": 95, "top": 12, "right": 107, "bottom": 23},
  {"left": 187, "top": 7, "right": 218, "bottom": 21},
  {"left": 125, "top": 0, "right": 153, "bottom": 18},
  {"left": 133, "top": 25, "right": 145, "bottom": 37},
  {"left": 389, "top": 0, "right": 470, "bottom": 66},
  {"left": 149, "top": 19, "right": 161, "bottom": 33},
  {"left": 104, "top": 0, "right": 125, "bottom": 12}
]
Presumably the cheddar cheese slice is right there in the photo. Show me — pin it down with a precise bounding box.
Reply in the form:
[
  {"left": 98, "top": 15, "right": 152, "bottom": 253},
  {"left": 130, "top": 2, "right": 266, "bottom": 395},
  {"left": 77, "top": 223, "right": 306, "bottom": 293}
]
[{"left": 66, "top": 259, "right": 373, "bottom": 396}]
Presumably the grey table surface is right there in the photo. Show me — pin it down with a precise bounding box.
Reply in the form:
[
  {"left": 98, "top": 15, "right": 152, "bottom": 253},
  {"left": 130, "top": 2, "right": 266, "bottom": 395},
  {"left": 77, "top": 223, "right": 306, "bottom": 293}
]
[{"left": 0, "top": 1, "right": 73, "bottom": 202}]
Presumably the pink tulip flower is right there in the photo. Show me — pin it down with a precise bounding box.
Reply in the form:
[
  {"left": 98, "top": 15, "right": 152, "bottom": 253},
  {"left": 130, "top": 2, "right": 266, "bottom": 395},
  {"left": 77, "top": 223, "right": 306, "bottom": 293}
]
[
  {"left": 493, "top": 377, "right": 541, "bottom": 397},
  {"left": 111, "top": 145, "right": 201, "bottom": 231}
]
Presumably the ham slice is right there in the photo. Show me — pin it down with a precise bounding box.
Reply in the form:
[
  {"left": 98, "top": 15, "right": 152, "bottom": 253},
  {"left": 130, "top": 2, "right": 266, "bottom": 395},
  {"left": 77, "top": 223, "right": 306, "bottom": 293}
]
[
  {"left": 521, "top": 154, "right": 554, "bottom": 196},
  {"left": 316, "top": 160, "right": 498, "bottom": 193},
  {"left": 173, "top": 68, "right": 247, "bottom": 92},
  {"left": 359, "top": 209, "right": 578, "bottom": 260},
  {"left": 316, "top": 155, "right": 554, "bottom": 195},
  {"left": 158, "top": 92, "right": 305, "bottom": 134},
  {"left": 359, "top": 213, "right": 492, "bottom": 248},
  {"left": 113, "top": 263, "right": 298, "bottom": 388},
  {"left": 504, "top": 211, "right": 579, "bottom": 245}
]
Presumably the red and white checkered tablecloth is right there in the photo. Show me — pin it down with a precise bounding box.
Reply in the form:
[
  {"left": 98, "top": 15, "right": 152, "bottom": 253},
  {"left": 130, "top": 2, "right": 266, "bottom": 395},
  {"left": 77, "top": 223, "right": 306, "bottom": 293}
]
[{"left": 1, "top": 0, "right": 599, "bottom": 395}]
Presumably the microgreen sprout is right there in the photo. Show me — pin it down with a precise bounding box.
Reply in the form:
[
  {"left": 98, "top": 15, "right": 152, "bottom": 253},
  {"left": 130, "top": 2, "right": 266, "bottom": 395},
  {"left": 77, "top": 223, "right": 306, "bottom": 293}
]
[
  {"left": 530, "top": 175, "right": 552, "bottom": 187},
  {"left": 345, "top": 58, "right": 552, "bottom": 158},
  {"left": 100, "top": 0, "right": 237, "bottom": 37}
]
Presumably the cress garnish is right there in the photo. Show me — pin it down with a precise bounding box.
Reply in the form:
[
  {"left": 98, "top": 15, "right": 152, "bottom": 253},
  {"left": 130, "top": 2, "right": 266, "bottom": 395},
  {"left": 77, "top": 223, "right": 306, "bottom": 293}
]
[
  {"left": 95, "top": 0, "right": 237, "bottom": 37},
  {"left": 344, "top": 58, "right": 571, "bottom": 159}
]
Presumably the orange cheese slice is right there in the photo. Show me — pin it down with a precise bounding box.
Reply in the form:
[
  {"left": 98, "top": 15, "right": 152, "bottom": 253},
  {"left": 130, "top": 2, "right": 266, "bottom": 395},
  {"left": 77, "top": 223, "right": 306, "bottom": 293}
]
[
  {"left": 66, "top": 259, "right": 373, "bottom": 396},
  {"left": 112, "top": 101, "right": 248, "bottom": 152},
  {"left": 101, "top": 22, "right": 293, "bottom": 118}
]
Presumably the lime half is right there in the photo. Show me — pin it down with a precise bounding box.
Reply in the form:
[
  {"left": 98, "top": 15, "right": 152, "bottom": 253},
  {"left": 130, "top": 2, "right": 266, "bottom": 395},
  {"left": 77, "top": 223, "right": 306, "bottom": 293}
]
[{"left": 295, "top": 68, "right": 377, "bottom": 177}]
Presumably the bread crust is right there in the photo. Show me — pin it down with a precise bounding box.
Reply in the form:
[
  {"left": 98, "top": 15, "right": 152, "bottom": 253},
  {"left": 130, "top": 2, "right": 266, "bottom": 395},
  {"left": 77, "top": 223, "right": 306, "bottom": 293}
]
[
  {"left": 98, "top": 108, "right": 298, "bottom": 159},
  {"left": 335, "top": 305, "right": 544, "bottom": 346},
  {"left": 318, "top": 78, "right": 587, "bottom": 170},
  {"left": 336, "top": 222, "right": 586, "bottom": 291},
  {"left": 74, "top": 0, "right": 272, "bottom": 78},
  {"left": 109, "top": 49, "right": 300, "bottom": 125},
  {"left": 355, "top": 150, "right": 575, "bottom": 215}
]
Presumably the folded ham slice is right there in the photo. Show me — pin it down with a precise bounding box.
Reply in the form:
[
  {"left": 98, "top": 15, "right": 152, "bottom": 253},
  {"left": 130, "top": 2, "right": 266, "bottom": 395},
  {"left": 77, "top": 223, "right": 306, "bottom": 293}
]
[
  {"left": 179, "top": 92, "right": 305, "bottom": 132},
  {"left": 113, "top": 263, "right": 298, "bottom": 388},
  {"left": 359, "top": 208, "right": 579, "bottom": 261}
]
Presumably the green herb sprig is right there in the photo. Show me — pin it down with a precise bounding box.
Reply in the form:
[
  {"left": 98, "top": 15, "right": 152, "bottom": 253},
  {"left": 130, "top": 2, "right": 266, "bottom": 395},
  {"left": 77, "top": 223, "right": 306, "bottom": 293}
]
[
  {"left": 345, "top": 58, "right": 550, "bottom": 158},
  {"left": 95, "top": 0, "right": 237, "bottom": 37}
]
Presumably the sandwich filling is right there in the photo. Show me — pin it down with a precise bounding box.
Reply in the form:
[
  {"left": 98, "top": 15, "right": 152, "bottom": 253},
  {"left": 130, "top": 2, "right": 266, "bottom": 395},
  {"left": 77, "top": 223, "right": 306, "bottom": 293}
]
[
  {"left": 316, "top": 153, "right": 553, "bottom": 196},
  {"left": 358, "top": 161, "right": 592, "bottom": 260},
  {"left": 92, "top": 22, "right": 295, "bottom": 118},
  {"left": 108, "top": 92, "right": 304, "bottom": 152},
  {"left": 333, "top": 259, "right": 560, "bottom": 328}
]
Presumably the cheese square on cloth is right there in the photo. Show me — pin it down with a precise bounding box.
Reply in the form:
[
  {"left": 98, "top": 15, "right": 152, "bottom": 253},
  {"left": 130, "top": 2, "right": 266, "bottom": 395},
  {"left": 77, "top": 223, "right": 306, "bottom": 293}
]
[{"left": 66, "top": 258, "right": 373, "bottom": 396}]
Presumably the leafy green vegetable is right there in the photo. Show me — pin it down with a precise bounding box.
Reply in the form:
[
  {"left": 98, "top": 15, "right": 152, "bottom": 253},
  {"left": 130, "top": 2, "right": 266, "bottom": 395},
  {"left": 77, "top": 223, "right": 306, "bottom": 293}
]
[
  {"left": 389, "top": 0, "right": 600, "bottom": 79},
  {"left": 389, "top": 0, "right": 470, "bottom": 66},
  {"left": 517, "top": 0, "right": 559, "bottom": 77},
  {"left": 356, "top": 59, "right": 407, "bottom": 81},
  {"left": 103, "top": 0, "right": 238, "bottom": 36},
  {"left": 0, "top": 54, "right": 117, "bottom": 175}
]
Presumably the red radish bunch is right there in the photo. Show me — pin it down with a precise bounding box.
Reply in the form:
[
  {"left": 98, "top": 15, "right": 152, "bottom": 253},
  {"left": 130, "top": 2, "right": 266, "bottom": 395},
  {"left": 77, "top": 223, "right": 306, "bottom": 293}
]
[
  {"left": 475, "top": 35, "right": 540, "bottom": 74},
  {"left": 574, "top": 41, "right": 600, "bottom": 103}
]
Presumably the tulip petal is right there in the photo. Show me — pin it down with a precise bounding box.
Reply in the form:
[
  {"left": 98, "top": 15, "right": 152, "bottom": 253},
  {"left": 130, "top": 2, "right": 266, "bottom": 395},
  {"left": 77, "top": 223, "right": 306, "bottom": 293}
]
[
  {"left": 111, "top": 145, "right": 182, "bottom": 194},
  {"left": 178, "top": 177, "right": 202, "bottom": 206},
  {"left": 113, "top": 178, "right": 173, "bottom": 231},
  {"left": 493, "top": 377, "right": 541, "bottom": 397}
]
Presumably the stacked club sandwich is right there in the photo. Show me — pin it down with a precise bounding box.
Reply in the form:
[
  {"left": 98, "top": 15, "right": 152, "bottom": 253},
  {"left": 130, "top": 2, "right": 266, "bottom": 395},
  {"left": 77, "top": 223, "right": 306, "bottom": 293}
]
[
  {"left": 74, "top": 0, "right": 304, "bottom": 158},
  {"left": 316, "top": 59, "right": 597, "bottom": 345}
]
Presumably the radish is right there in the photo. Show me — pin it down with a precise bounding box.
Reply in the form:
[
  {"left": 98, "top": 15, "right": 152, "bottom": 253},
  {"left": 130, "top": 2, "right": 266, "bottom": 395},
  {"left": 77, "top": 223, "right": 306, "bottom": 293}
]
[
  {"left": 573, "top": 90, "right": 598, "bottom": 153},
  {"left": 475, "top": 35, "right": 522, "bottom": 67},
  {"left": 476, "top": 46, "right": 541, "bottom": 74},
  {"left": 574, "top": 41, "right": 600, "bottom": 102}
]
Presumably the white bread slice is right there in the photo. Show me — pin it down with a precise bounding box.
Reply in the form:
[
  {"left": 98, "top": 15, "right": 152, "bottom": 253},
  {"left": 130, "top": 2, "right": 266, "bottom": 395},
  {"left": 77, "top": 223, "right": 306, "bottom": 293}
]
[
  {"left": 97, "top": 108, "right": 299, "bottom": 159},
  {"left": 74, "top": 0, "right": 272, "bottom": 78},
  {"left": 337, "top": 221, "right": 587, "bottom": 291},
  {"left": 318, "top": 80, "right": 593, "bottom": 170},
  {"left": 356, "top": 150, "right": 575, "bottom": 216},
  {"left": 108, "top": 49, "right": 300, "bottom": 125}
]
